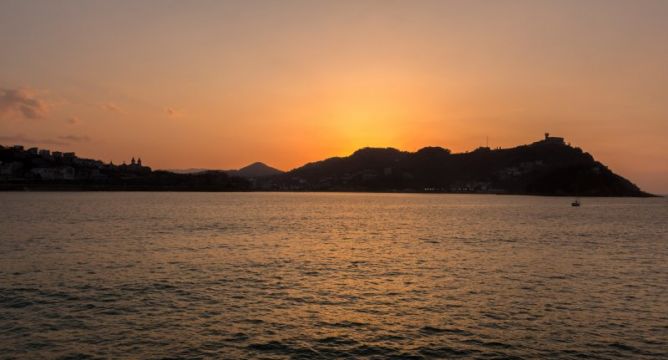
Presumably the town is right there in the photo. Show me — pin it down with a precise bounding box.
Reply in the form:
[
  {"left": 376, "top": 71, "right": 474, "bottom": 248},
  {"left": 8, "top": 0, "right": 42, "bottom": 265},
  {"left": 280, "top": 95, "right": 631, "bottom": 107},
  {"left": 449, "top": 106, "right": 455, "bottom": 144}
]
[{"left": 0, "top": 144, "right": 150, "bottom": 182}]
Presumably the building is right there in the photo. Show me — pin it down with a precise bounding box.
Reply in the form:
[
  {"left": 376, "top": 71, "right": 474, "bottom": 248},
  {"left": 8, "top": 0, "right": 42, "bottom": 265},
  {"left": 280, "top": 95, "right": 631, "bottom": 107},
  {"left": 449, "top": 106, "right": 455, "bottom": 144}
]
[
  {"left": 543, "top": 132, "right": 565, "bottom": 144},
  {"left": 0, "top": 162, "right": 23, "bottom": 177},
  {"left": 39, "top": 149, "right": 51, "bottom": 157},
  {"left": 30, "top": 167, "right": 76, "bottom": 180},
  {"left": 27, "top": 147, "right": 38, "bottom": 155},
  {"left": 121, "top": 156, "right": 151, "bottom": 174},
  {"left": 62, "top": 166, "right": 75, "bottom": 179},
  {"left": 31, "top": 168, "right": 60, "bottom": 180}
]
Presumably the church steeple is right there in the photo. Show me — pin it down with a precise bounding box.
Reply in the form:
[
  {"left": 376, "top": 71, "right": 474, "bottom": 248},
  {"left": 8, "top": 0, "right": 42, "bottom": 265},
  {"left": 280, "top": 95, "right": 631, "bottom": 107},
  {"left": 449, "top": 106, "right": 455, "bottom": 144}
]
[
  {"left": 137, "top": 158, "right": 142, "bottom": 166},
  {"left": 131, "top": 157, "right": 136, "bottom": 165}
]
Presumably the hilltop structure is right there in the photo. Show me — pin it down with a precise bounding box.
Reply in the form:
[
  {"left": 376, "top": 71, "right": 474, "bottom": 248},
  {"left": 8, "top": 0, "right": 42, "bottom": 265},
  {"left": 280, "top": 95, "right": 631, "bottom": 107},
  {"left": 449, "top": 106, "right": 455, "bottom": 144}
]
[
  {"left": 540, "top": 132, "right": 565, "bottom": 145},
  {"left": 120, "top": 157, "right": 151, "bottom": 174}
]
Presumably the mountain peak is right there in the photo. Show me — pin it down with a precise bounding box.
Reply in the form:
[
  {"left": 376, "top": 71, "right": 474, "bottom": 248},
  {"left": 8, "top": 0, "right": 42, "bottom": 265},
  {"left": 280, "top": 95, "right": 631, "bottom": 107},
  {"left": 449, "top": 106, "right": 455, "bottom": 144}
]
[
  {"left": 242, "top": 161, "right": 271, "bottom": 169},
  {"left": 231, "top": 162, "right": 283, "bottom": 178}
]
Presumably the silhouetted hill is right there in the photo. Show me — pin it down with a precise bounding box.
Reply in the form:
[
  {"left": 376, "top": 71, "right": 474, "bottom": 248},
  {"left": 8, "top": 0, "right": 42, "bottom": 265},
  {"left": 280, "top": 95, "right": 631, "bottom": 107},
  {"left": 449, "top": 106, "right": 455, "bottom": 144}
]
[
  {"left": 164, "top": 163, "right": 283, "bottom": 177},
  {"left": 260, "top": 136, "right": 652, "bottom": 197},
  {"left": 163, "top": 168, "right": 211, "bottom": 174},
  {"left": 226, "top": 162, "right": 284, "bottom": 178},
  {"left": 0, "top": 137, "right": 654, "bottom": 196}
]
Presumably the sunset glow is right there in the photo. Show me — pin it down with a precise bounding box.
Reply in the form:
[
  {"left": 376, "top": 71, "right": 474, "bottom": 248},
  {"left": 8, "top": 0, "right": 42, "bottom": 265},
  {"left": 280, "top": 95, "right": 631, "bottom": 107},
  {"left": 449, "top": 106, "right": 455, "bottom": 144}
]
[
  {"left": 1, "top": 1, "right": 667, "bottom": 192},
  {"left": 1, "top": 2, "right": 667, "bottom": 358}
]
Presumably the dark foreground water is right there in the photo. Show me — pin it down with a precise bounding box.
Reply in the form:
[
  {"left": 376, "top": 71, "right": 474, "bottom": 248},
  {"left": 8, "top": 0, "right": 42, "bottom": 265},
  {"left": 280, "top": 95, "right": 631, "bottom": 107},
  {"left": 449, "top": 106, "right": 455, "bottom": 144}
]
[{"left": 0, "top": 193, "right": 666, "bottom": 359}]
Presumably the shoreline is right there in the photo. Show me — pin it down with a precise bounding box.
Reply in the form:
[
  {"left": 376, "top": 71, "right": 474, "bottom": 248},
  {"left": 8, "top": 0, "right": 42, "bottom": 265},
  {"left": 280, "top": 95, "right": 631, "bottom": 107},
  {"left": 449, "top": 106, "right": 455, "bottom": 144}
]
[{"left": 0, "top": 184, "right": 659, "bottom": 197}]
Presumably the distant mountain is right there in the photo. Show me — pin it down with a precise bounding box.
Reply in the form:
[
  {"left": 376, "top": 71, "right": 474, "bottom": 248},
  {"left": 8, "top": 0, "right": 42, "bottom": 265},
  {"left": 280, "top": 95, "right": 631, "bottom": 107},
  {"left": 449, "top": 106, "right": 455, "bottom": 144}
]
[
  {"left": 165, "top": 162, "right": 284, "bottom": 178},
  {"left": 163, "top": 168, "right": 211, "bottom": 174},
  {"left": 259, "top": 135, "right": 652, "bottom": 197},
  {"left": 226, "top": 162, "right": 284, "bottom": 178}
]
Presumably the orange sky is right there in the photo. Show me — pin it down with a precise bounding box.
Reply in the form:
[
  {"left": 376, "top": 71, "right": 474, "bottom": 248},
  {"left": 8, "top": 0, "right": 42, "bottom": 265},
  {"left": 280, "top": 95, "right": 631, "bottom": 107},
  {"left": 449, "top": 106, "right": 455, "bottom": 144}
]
[{"left": 1, "top": 1, "right": 667, "bottom": 193}]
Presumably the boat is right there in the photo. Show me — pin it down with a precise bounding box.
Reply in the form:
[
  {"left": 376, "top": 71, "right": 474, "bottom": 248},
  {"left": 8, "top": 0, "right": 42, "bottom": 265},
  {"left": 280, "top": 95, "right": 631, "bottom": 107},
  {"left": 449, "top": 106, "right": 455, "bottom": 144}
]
[{"left": 571, "top": 199, "right": 581, "bottom": 207}]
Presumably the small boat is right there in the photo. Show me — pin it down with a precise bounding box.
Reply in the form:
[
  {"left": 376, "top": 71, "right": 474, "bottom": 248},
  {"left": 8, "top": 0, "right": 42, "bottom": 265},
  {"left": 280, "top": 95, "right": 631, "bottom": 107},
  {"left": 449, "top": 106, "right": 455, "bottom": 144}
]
[{"left": 571, "top": 199, "right": 581, "bottom": 207}]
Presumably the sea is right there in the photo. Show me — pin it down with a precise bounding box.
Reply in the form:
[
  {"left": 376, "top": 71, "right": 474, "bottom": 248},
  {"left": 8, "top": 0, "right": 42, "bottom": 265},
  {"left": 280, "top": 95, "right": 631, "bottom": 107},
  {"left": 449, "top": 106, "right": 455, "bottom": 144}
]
[{"left": 0, "top": 192, "right": 666, "bottom": 359}]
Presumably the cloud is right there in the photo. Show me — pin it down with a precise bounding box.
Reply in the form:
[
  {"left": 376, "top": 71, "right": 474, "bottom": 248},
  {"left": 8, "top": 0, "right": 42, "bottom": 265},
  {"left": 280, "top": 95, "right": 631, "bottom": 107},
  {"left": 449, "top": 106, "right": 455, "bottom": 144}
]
[
  {"left": 57, "top": 135, "right": 90, "bottom": 143},
  {"left": 0, "top": 88, "right": 49, "bottom": 119},
  {"left": 165, "top": 107, "right": 183, "bottom": 117},
  {"left": 0, "top": 134, "right": 67, "bottom": 146},
  {"left": 0, "top": 133, "right": 91, "bottom": 146},
  {"left": 99, "top": 102, "right": 124, "bottom": 114}
]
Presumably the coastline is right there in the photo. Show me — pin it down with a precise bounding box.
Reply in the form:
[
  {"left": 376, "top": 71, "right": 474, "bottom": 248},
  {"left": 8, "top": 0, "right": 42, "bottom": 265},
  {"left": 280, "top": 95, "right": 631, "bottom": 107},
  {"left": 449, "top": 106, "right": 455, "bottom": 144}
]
[{"left": 0, "top": 184, "right": 658, "bottom": 197}]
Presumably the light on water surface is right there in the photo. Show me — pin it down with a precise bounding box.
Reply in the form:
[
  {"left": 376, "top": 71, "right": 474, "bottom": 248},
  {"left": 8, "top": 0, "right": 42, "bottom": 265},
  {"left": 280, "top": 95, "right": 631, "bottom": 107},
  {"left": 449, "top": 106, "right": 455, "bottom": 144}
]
[{"left": 0, "top": 193, "right": 666, "bottom": 358}]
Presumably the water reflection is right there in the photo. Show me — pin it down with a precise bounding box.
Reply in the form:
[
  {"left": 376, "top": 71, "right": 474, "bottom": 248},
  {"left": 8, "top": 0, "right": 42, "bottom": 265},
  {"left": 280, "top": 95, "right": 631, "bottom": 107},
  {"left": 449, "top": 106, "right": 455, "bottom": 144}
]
[{"left": 0, "top": 193, "right": 666, "bottom": 358}]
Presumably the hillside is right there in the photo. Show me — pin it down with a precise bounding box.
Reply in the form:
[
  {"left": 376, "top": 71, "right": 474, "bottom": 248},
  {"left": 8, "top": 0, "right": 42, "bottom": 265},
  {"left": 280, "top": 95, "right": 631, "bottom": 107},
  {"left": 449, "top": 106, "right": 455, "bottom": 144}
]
[{"left": 260, "top": 135, "right": 651, "bottom": 197}]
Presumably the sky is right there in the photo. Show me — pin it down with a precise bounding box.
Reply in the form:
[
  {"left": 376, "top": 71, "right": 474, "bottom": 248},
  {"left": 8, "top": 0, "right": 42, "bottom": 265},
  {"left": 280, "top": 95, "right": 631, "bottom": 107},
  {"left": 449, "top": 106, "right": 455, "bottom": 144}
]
[{"left": 1, "top": 0, "right": 667, "bottom": 193}]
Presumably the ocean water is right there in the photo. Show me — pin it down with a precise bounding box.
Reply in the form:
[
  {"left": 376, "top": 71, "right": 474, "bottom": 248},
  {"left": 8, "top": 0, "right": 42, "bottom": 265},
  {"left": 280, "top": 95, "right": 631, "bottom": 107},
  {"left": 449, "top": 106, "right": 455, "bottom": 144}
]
[{"left": 0, "top": 192, "right": 666, "bottom": 359}]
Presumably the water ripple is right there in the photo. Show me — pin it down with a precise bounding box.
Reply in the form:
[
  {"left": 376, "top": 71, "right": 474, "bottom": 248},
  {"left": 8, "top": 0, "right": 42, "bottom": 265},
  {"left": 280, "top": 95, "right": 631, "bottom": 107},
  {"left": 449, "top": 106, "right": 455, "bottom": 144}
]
[{"left": 0, "top": 192, "right": 666, "bottom": 359}]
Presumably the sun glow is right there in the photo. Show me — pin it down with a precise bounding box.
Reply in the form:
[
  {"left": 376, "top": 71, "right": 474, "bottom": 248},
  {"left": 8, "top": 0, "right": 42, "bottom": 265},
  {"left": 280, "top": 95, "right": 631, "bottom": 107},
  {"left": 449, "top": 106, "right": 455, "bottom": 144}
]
[{"left": 1, "top": 1, "right": 666, "bottom": 191}]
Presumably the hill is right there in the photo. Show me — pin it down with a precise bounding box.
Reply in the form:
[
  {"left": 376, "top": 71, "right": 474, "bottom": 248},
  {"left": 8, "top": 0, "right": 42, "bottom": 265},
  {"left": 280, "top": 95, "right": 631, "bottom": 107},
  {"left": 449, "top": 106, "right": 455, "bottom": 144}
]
[
  {"left": 260, "top": 135, "right": 651, "bottom": 197},
  {"left": 168, "top": 162, "right": 284, "bottom": 178},
  {"left": 1, "top": 136, "right": 653, "bottom": 196},
  {"left": 226, "top": 162, "right": 284, "bottom": 178}
]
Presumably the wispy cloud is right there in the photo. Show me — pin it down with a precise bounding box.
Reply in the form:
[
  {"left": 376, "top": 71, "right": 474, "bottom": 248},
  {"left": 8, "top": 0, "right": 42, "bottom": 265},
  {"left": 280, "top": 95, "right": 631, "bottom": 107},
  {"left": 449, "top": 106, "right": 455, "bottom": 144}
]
[
  {"left": 0, "top": 88, "right": 49, "bottom": 119},
  {"left": 57, "top": 134, "right": 90, "bottom": 143},
  {"left": 99, "top": 102, "right": 124, "bottom": 114},
  {"left": 0, "top": 134, "right": 66, "bottom": 146},
  {"left": 165, "top": 107, "right": 183, "bottom": 117},
  {"left": 0, "top": 133, "right": 91, "bottom": 146}
]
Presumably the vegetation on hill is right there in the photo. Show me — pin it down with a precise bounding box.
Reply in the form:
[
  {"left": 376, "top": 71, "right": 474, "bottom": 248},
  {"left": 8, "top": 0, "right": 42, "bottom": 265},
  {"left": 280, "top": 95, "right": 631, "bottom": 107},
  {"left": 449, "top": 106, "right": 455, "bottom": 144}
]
[{"left": 260, "top": 140, "right": 650, "bottom": 196}]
